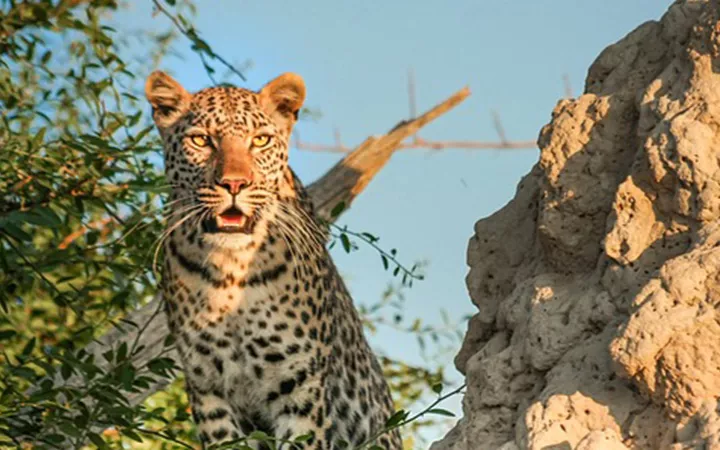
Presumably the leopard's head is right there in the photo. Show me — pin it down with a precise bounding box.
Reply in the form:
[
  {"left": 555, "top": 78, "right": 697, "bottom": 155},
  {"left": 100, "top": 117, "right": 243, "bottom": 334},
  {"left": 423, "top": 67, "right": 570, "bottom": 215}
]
[{"left": 145, "top": 71, "right": 305, "bottom": 249}]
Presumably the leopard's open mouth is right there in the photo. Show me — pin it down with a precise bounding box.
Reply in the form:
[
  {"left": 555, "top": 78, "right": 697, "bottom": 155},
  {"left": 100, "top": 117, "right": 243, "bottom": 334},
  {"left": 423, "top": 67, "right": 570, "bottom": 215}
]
[{"left": 202, "top": 207, "right": 257, "bottom": 234}]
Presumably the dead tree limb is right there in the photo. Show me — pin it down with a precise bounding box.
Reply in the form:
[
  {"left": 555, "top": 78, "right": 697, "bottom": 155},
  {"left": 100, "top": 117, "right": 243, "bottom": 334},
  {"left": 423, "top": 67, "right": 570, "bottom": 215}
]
[
  {"left": 294, "top": 70, "right": 536, "bottom": 153},
  {"left": 26, "top": 86, "right": 473, "bottom": 436},
  {"left": 310, "top": 86, "right": 471, "bottom": 220}
]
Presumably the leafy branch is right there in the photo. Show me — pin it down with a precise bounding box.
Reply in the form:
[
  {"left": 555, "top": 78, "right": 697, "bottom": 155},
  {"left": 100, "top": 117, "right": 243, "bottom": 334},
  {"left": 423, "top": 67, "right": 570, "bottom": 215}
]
[
  {"left": 329, "top": 222, "right": 425, "bottom": 287},
  {"left": 209, "top": 430, "right": 314, "bottom": 450},
  {"left": 150, "top": 0, "right": 247, "bottom": 84},
  {"left": 356, "top": 383, "right": 466, "bottom": 450}
]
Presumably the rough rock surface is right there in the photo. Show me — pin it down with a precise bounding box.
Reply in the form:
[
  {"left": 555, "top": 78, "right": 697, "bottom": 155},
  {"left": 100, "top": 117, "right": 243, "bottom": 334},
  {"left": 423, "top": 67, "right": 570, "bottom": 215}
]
[{"left": 432, "top": 1, "right": 720, "bottom": 449}]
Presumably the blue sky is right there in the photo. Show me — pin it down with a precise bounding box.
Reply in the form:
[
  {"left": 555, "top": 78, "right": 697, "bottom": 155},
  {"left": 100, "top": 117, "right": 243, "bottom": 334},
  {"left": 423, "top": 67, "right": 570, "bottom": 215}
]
[{"left": 118, "top": 0, "right": 668, "bottom": 443}]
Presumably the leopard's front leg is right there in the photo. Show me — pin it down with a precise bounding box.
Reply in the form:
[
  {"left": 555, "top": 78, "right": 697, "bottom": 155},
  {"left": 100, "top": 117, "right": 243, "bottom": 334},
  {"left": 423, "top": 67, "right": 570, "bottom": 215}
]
[
  {"left": 186, "top": 380, "right": 242, "bottom": 448},
  {"left": 273, "top": 415, "right": 325, "bottom": 450}
]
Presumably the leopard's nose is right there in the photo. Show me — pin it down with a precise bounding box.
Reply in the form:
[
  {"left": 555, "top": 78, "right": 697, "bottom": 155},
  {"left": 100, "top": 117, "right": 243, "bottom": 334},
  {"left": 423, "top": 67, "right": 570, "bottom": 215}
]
[{"left": 217, "top": 176, "right": 252, "bottom": 195}]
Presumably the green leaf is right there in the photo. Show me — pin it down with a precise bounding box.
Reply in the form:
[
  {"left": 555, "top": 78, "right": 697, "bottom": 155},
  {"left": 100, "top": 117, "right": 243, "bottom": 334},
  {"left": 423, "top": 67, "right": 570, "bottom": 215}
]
[
  {"left": 2, "top": 223, "right": 32, "bottom": 241},
  {"left": 294, "top": 433, "right": 314, "bottom": 443},
  {"left": 330, "top": 201, "right": 345, "bottom": 218},
  {"left": 163, "top": 334, "right": 176, "bottom": 347},
  {"left": 411, "top": 319, "right": 421, "bottom": 331},
  {"left": 132, "top": 125, "right": 154, "bottom": 145},
  {"left": 248, "top": 430, "right": 269, "bottom": 441},
  {"left": 119, "top": 364, "right": 135, "bottom": 390},
  {"left": 44, "top": 434, "right": 67, "bottom": 444},
  {"left": 147, "top": 357, "right": 175, "bottom": 375},
  {"left": 61, "top": 362, "right": 74, "bottom": 380},
  {"left": 21, "top": 208, "right": 61, "bottom": 227},
  {"left": 21, "top": 337, "right": 36, "bottom": 356},
  {"left": 0, "top": 329, "right": 17, "bottom": 341},
  {"left": 32, "top": 127, "right": 47, "bottom": 148},
  {"left": 116, "top": 341, "right": 128, "bottom": 362},
  {"left": 432, "top": 383, "right": 444, "bottom": 395},
  {"left": 340, "top": 233, "right": 351, "bottom": 253},
  {"left": 122, "top": 428, "right": 143, "bottom": 442},
  {"left": 110, "top": 291, "right": 130, "bottom": 309},
  {"left": 28, "top": 388, "right": 57, "bottom": 402},
  {"left": 384, "top": 409, "right": 408, "bottom": 428},
  {"left": 88, "top": 432, "right": 109, "bottom": 449},
  {"left": 360, "top": 232, "right": 378, "bottom": 242},
  {"left": 13, "top": 366, "right": 37, "bottom": 380},
  {"left": 427, "top": 408, "right": 456, "bottom": 417}
]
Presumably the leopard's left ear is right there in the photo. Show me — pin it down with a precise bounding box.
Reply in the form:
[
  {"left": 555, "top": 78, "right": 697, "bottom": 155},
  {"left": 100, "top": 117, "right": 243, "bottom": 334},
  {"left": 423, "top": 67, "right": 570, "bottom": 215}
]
[
  {"left": 258, "top": 73, "right": 305, "bottom": 135},
  {"left": 145, "top": 71, "right": 191, "bottom": 129}
]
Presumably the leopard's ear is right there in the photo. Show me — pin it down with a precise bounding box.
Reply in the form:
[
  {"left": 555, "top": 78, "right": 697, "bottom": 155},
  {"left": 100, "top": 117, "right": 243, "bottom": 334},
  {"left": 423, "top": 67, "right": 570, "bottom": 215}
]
[
  {"left": 258, "top": 73, "right": 305, "bottom": 135},
  {"left": 145, "top": 71, "right": 191, "bottom": 129}
]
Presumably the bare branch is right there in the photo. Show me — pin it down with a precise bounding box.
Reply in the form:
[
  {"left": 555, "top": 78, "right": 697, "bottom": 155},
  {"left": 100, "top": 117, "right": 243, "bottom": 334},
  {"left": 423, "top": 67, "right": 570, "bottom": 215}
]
[
  {"left": 295, "top": 138, "right": 536, "bottom": 153},
  {"left": 294, "top": 69, "right": 535, "bottom": 154},
  {"left": 491, "top": 110, "right": 508, "bottom": 145}
]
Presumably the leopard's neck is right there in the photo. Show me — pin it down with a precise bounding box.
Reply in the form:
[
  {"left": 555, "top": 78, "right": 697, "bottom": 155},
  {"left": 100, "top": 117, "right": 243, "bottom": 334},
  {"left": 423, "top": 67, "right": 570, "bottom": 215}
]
[{"left": 162, "top": 197, "right": 326, "bottom": 290}]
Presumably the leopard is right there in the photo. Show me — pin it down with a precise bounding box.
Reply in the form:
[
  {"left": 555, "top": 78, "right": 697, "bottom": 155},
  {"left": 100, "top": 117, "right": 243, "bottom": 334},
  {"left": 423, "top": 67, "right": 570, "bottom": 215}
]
[{"left": 144, "top": 70, "right": 403, "bottom": 450}]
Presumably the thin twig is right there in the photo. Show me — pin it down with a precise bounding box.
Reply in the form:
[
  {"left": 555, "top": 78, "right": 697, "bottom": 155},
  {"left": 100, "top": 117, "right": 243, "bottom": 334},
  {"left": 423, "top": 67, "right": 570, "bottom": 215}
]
[
  {"left": 134, "top": 427, "right": 195, "bottom": 450},
  {"left": 492, "top": 110, "right": 508, "bottom": 145},
  {"left": 0, "top": 230, "right": 71, "bottom": 298},
  {"left": 329, "top": 224, "right": 423, "bottom": 283},
  {"left": 396, "top": 384, "right": 466, "bottom": 428},
  {"left": 356, "top": 383, "right": 466, "bottom": 449},
  {"left": 295, "top": 138, "right": 536, "bottom": 153}
]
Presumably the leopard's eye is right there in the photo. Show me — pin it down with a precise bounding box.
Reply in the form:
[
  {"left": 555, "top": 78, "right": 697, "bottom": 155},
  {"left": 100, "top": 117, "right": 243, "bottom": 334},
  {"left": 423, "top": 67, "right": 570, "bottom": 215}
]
[
  {"left": 251, "top": 134, "right": 272, "bottom": 148},
  {"left": 189, "top": 135, "right": 210, "bottom": 147}
]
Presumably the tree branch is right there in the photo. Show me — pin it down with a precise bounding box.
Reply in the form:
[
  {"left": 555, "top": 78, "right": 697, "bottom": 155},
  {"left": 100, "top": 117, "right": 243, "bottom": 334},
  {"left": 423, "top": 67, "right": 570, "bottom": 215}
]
[
  {"left": 294, "top": 71, "right": 537, "bottom": 153},
  {"left": 294, "top": 138, "right": 537, "bottom": 153}
]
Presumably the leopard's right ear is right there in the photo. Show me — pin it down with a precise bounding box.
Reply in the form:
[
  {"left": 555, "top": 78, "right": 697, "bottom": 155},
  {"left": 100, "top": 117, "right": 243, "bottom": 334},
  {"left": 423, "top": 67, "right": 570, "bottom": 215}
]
[{"left": 145, "top": 71, "right": 191, "bottom": 128}]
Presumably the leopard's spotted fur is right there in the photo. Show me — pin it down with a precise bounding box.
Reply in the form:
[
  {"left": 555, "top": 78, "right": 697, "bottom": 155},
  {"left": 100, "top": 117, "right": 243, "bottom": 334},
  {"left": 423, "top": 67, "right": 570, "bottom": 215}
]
[{"left": 145, "top": 71, "right": 402, "bottom": 449}]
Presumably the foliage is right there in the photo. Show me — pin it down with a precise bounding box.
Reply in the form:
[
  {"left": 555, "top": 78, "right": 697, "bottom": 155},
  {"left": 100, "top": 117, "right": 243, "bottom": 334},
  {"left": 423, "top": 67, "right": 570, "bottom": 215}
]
[{"left": 0, "top": 1, "right": 465, "bottom": 448}]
